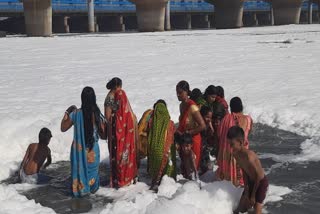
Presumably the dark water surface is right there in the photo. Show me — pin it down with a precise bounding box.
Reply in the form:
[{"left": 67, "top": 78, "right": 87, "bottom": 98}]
[{"left": 2, "top": 123, "right": 319, "bottom": 214}]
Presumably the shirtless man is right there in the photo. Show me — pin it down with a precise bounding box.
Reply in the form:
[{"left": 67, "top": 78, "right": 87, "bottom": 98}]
[
  {"left": 19, "top": 127, "right": 52, "bottom": 184},
  {"left": 227, "top": 126, "right": 269, "bottom": 214}
]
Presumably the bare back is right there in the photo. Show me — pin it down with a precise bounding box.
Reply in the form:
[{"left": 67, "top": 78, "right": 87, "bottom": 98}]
[{"left": 23, "top": 143, "right": 50, "bottom": 175}]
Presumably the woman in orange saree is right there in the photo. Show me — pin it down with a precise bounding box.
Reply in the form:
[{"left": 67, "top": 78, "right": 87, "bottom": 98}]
[
  {"left": 104, "top": 78, "right": 138, "bottom": 188},
  {"left": 216, "top": 97, "right": 253, "bottom": 187},
  {"left": 175, "top": 81, "right": 205, "bottom": 180}
]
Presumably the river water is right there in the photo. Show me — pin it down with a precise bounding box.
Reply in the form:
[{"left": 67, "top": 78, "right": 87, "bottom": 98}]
[{"left": 2, "top": 123, "right": 319, "bottom": 214}]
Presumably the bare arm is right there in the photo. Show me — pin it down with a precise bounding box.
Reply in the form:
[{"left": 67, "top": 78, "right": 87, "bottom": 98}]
[
  {"left": 61, "top": 112, "right": 73, "bottom": 132},
  {"left": 43, "top": 148, "right": 52, "bottom": 169},
  {"left": 189, "top": 111, "right": 206, "bottom": 136},
  {"left": 243, "top": 171, "right": 250, "bottom": 197},
  {"left": 98, "top": 119, "right": 107, "bottom": 140},
  {"left": 104, "top": 106, "right": 112, "bottom": 123},
  {"left": 248, "top": 155, "right": 263, "bottom": 205},
  {"left": 104, "top": 106, "right": 113, "bottom": 143}
]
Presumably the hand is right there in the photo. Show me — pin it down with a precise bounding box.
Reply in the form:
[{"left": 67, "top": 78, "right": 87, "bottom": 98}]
[{"left": 66, "top": 105, "right": 77, "bottom": 114}]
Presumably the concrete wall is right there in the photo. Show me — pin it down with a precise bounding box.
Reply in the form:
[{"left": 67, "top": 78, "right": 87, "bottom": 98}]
[
  {"left": 23, "top": 0, "right": 52, "bottom": 36},
  {"left": 129, "top": 0, "right": 168, "bottom": 31},
  {"left": 269, "top": 0, "right": 303, "bottom": 25},
  {"left": 206, "top": 0, "right": 244, "bottom": 29}
]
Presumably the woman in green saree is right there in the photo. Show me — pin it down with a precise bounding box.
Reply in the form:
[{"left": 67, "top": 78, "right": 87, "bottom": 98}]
[{"left": 148, "top": 100, "right": 176, "bottom": 190}]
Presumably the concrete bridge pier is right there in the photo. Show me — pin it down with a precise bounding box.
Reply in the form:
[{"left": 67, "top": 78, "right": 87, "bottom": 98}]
[
  {"left": 23, "top": 0, "right": 52, "bottom": 36},
  {"left": 268, "top": 0, "right": 303, "bottom": 25},
  {"left": 129, "top": 0, "right": 168, "bottom": 31},
  {"left": 206, "top": 0, "right": 244, "bottom": 29}
]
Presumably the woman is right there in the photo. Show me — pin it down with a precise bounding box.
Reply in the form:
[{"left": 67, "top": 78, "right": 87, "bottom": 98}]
[
  {"left": 175, "top": 81, "right": 205, "bottom": 180},
  {"left": 104, "top": 77, "right": 138, "bottom": 188},
  {"left": 216, "top": 97, "right": 253, "bottom": 187},
  {"left": 61, "top": 87, "right": 106, "bottom": 197},
  {"left": 148, "top": 100, "right": 176, "bottom": 189},
  {"left": 204, "top": 85, "right": 226, "bottom": 121}
]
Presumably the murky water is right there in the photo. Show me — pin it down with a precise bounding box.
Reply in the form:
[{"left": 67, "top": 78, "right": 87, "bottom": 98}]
[{"left": 2, "top": 123, "right": 319, "bottom": 214}]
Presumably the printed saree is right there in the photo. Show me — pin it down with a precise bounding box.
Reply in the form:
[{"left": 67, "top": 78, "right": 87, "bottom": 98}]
[
  {"left": 70, "top": 110, "right": 101, "bottom": 197},
  {"left": 110, "top": 89, "right": 138, "bottom": 188}
]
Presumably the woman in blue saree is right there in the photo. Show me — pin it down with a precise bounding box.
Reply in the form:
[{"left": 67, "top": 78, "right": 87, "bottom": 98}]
[{"left": 61, "top": 87, "right": 106, "bottom": 197}]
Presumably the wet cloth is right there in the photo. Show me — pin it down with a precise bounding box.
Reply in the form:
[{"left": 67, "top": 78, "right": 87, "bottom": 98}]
[
  {"left": 20, "top": 169, "right": 38, "bottom": 184},
  {"left": 70, "top": 110, "right": 102, "bottom": 197},
  {"left": 216, "top": 113, "right": 252, "bottom": 186},
  {"left": 148, "top": 103, "right": 176, "bottom": 185},
  {"left": 107, "top": 89, "right": 138, "bottom": 188},
  {"left": 137, "top": 109, "right": 153, "bottom": 159},
  {"left": 248, "top": 176, "right": 269, "bottom": 204}
]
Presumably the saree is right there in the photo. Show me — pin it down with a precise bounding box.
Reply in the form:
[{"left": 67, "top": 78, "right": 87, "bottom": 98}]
[
  {"left": 216, "top": 112, "right": 252, "bottom": 186},
  {"left": 148, "top": 103, "right": 176, "bottom": 185},
  {"left": 70, "top": 110, "right": 101, "bottom": 197},
  {"left": 110, "top": 89, "right": 138, "bottom": 188},
  {"left": 137, "top": 109, "right": 153, "bottom": 160},
  {"left": 178, "top": 100, "right": 202, "bottom": 176}
]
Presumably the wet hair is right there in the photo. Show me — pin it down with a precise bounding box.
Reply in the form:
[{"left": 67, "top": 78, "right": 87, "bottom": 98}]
[
  {"left": 216, "top": 86, "right": 225, "bottom": 98},
  {"left": 230, "top": 97, "right": 243, "bottom": 113},
  {"left": 227, "top": 126, "right": 244, "bottom": 142},
  {"left": 39, "top": 128, "right": 52, "bottom": 145},
  {"left": 106, "top": 77, "right": 122, "bottom": 90},
  {"left": 190, "top": 88, "right": 203, "bottom": 102},
  {"left": 153, "top": 99, "right": 167, "bottom": 109},
  {"left": 81, "top": 86, "right": 102, "bottom": 150},
  {"left": 176, "top": 80, "right": 191, "bottom": 96},
  {"left": 204, "top": 85, "right": 218, "bottom": 98},
  {"left": 200, "top": 106, "right": 212, "bottom": 117}
]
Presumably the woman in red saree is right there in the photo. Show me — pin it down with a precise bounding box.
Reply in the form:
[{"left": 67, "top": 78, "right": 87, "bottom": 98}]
[
  {"left": 216, "top": 97, "right": 253, "bottom": 187},
  {"left": 175, "top": 81, "right": 205, "bottom": 180},
  {"left": 104, "top": 78, "right": 138, "bottom": 188}
]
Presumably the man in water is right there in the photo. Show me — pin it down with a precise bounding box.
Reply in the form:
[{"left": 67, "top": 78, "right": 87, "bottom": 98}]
[
  {"left": 19, "top": 127, "right": 52, "bottom": 184},
  {"left": 227, "top": 126, "right": 269, "bottom": 214}
]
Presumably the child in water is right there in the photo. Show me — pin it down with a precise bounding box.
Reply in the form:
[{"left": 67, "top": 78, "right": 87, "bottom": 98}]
[
  {"left": 227, "top": 126, "right": 269, "bottom": 214},
  {"left": 19, "top": 127, "right": 52, "bottom": 184}
]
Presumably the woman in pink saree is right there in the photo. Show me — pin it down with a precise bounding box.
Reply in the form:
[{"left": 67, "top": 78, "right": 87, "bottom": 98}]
[{"left": 216, "top": 97, "right": 252, "bottom": 186}]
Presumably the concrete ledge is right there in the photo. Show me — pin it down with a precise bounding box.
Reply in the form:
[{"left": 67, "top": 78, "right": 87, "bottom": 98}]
[
  {"left": 129, "top": 0, "right": 168, "bottom": 32},
  {"left": 23, "top": 0, "right": 52, "bottom": 36},
  {"left": 269, "top": 0, "right": 303, "bottom": 25},
  {"left": 206, "top": 0, "right": 244, "bottom": 29}
]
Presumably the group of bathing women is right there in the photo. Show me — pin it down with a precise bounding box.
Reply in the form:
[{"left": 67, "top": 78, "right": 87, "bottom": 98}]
[{"left": 59, "top": 77, "right": 255, "bottom": 198}]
